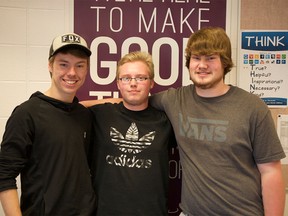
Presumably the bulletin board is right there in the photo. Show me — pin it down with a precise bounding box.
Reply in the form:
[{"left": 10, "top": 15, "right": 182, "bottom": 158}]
[
  {"left": 240, "top": 0, "right": 288, "bottom": 188},
  {"left": 271, "top": 108, "right": 288, "bottom": 188}
]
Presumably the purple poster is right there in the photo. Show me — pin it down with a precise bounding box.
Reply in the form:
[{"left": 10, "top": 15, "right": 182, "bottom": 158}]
[
  {"left": 74, "top": 1, "right": 226, "bottom": 215},
  {"left": 74, "top": 0, "right": 226, "bottom": 100}
]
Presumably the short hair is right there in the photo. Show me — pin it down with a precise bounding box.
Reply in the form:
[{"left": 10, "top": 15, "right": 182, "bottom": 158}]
[
  {"left": 185, "top": 27, "right": 234, "bottom": 76},
  {"left": 116, "top": 51, "right": 154, "bottom": 80}
]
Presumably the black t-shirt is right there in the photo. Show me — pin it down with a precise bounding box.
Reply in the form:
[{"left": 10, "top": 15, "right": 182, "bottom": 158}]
[{"left": 89, "top": 102, "right": 175, "bottom": 216}]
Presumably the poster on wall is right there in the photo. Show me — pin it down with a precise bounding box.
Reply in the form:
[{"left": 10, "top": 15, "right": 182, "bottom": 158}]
[
  {"left": 74, "top": 1, "right": 227, "bottom": 215},
  {"left": 238, "top": 30, "right": 288, "bottom": 107},
  {"left": 74, "top": 0, "right": 227, "bottom": 100}
]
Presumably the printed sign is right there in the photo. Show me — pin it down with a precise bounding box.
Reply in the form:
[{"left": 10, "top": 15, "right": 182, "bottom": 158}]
[
  {"left": 74, "top": 0, "right": 227, "bottom": 100},
  {"left": 238, "top": 31, "right": 288, "bottom": 107}
]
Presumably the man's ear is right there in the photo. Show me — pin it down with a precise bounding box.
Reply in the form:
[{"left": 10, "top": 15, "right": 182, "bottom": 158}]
[
  {"left": 48, "top": 63, "right": 53, "bottom": 78},
  {"left": 116, "top": 79, "right": 121, "bottom": 91},
  {"left": 150, "top": 79, "right": 155, "bottom": 89}
]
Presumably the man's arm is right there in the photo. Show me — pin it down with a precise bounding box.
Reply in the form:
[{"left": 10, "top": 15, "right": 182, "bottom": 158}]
[
  {"left": 0, "top": 189, "right": 22, "bottom": 216},
  {"left": 257, "top": 161, "right": 285, "bottom": 216},
  {"left": 80, "top": 98, "right": 122, "bottom": 107}
]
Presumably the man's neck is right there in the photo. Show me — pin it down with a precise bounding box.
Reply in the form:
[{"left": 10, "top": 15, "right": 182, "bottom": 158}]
[
  {"left": 123, "top": 101, "right": 148, "bottom": 111},
  {"left": 44, "top": 88, "right": 75, "bottom": 103},
  {"left": 195, "top": 84, "right": 230, "bottom": 98}
]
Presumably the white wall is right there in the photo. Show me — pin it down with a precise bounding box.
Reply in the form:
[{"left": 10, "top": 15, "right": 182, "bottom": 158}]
[
  {"left": 0, "top": 1, "right": 71, "bottom": 215},
  {"left": 0, "top": 0, "right": 72, "bottom": 136},
  {"left": 0, "top": 0, "right": 286, "bottom": 215}
]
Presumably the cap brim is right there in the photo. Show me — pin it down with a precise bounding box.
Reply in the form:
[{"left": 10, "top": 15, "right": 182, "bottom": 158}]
[{"left": 49, "top": 44, "right": 91, "bottom": 59}]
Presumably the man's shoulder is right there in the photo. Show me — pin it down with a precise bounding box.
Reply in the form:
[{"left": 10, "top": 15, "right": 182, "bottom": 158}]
[
  {"left": 12, "top": 96, "right": 41, "bottom": 114},
  {"left": 89, "top": 102, "right": 117, "bottom": 112}
]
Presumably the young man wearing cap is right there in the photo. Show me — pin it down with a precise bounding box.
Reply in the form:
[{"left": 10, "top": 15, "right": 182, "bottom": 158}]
[{"left": 0, "top": 33, "right": 97, "bottom": 215}]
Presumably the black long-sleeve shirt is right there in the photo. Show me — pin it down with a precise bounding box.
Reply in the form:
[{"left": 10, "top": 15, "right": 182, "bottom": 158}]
[{"left": 0, "top": 92, "right": 96, "bottom": 216}]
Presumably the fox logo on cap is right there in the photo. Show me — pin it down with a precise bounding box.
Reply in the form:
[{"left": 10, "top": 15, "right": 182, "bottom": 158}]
[{"left": 62, "top": 34, "right": 81, "bottom": 44}]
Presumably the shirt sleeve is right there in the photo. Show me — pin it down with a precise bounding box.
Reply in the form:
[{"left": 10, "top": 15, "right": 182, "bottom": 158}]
[
  {"left": 0, "top": 105, "right": 34, "bottom": 192},
  {"left": 149, "top": 88, "right": 175, "bottom": 111},
  {"left": 252, "top": 106, "right": 286, "bottom": 163}
]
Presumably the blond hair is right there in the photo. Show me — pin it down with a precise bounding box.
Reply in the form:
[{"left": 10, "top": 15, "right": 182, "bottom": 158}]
[{"left": 116, "top": 51, "right": 154, "bottom": 79}]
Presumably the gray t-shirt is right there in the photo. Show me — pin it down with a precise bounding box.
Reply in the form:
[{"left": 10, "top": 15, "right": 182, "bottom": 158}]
[{"left": 150, "top": 85, "right": 286, "bottom": 216}]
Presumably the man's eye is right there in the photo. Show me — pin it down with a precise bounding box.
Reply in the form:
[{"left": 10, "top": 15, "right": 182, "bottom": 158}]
[
  {"left": 191, "top": 56, "right": 200, "bottom": 60},
  {"left": 207, "top": 55, "right": 218, "bottom": 61},
  {"left": 122, "top": 77, "right": 130, "bottom": 81},
  {"left": 77, "top": 64, "right": 85, "bottom": 68}
]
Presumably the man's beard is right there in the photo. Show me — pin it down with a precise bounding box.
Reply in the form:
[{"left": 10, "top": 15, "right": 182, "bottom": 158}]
[{"left": 192, "top": 75, "right": 224, "bottom": 90}]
